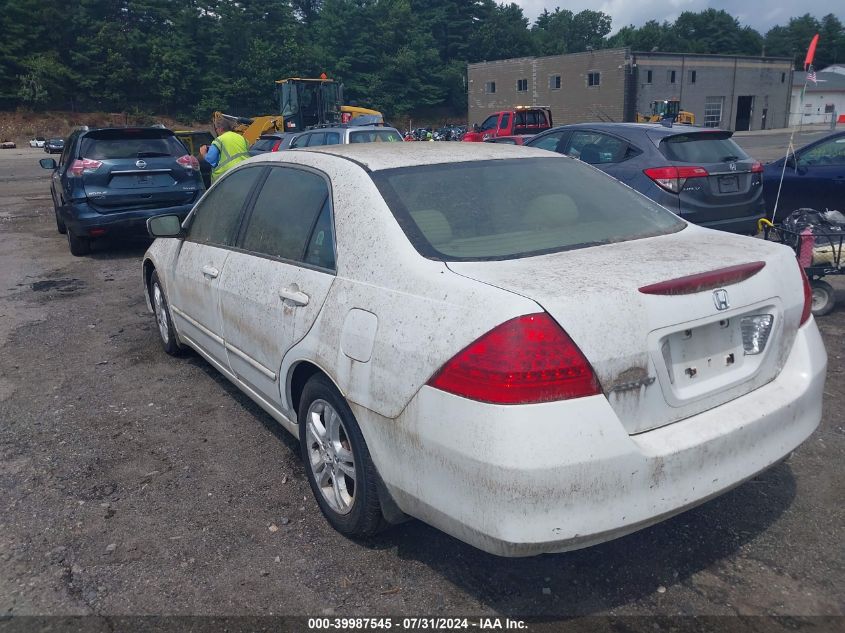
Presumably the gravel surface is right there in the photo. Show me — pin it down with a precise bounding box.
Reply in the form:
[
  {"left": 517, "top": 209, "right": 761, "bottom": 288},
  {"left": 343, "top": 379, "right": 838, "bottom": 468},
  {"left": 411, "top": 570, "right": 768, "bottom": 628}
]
[{"left": 0, "top": 143, "right": 842, "bottom": 625}]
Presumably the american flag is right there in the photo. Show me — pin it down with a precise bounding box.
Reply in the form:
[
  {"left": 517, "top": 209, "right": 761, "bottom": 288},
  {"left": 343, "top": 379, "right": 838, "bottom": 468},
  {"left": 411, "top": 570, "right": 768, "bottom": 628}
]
[{"left": 808, "top": 68, "right": 817, "bottom": 84}]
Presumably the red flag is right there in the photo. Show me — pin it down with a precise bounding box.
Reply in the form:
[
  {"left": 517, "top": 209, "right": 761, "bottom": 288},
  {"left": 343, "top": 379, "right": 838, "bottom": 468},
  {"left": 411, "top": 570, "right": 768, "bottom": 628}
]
[{"left": 804, "top": 34, "right": 820, "bottom": 70}]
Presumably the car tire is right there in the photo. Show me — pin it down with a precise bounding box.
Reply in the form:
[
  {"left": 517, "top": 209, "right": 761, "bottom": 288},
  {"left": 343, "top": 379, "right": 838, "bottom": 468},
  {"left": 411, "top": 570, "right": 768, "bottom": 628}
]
[
  {"left": 150, "top": 271, "right": 184, "bottom": 356},
  {"left": 298, "top": 374, "right": 384, "bottom": 537},
  {"left": 66, "top": 229, "right": 90, "bottom": 256},
  {"left": 810, "top": 280, "right": 835, "bottom": 317}
]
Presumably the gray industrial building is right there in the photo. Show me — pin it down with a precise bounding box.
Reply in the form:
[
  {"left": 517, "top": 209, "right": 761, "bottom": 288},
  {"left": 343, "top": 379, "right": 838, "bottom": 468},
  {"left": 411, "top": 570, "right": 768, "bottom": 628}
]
[{"left": 467, "top": 48, "right": 794, "bottom": 131}]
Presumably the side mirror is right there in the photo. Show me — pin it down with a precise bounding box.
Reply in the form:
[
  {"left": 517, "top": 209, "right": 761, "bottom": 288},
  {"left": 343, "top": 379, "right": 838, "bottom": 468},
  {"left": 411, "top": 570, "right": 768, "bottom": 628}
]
[
  {"left": 147, "top": 214, "right": 185, "bottom": 239},
  {"left": 39, "top": 158, "right": 56, "bottom": 170}
]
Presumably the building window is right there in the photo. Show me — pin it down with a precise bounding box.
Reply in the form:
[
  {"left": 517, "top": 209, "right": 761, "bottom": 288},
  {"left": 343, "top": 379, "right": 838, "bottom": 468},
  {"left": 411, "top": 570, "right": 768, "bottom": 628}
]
[
  {"left": 825, "top": 103, "right": 835, "bottom": 114},
  {"left": 704, "top": 96, "right": 724, "bottom": 128},
  {"left": 484, "top": 81, "right": 496, "bottom": 94},
  {"left": 645, "top": 69, "right": 652, "bottom": 84},
  {"left": 516, "top": 78, "right": 528, "bottom": 92},
  {"left": 549, "top": 75, "right": 561, "bottom": 90},
  {"left": 588, "top": 72, "right": 600, "bottom": 87},
  {"left": 669, "top": 70, "right": 676, "bottom": 84},
  {"left": 781, "top": 72, "right": 786, "bottom": 83},
  {"left": 689, "top": 70, "right": 696, "bottom": 84}
]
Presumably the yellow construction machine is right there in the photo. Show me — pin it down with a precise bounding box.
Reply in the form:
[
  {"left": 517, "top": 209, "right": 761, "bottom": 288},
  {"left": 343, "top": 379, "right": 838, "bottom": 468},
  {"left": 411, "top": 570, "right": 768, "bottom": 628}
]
[
  {"left": 213, "top": 76, "right": 383, "bottom": 145},
  {"left": 637, "top": 99, "right": 695, "bottom": 125}
]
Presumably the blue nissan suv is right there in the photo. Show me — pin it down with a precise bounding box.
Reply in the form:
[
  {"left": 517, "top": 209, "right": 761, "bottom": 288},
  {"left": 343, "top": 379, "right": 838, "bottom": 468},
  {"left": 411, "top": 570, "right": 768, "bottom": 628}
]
[{"left": 40, "top": 127, "right": 205, "bottom": 255}]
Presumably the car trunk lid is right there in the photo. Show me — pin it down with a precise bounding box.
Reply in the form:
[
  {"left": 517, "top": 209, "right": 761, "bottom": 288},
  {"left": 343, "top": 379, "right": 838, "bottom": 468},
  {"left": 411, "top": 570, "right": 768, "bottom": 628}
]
[
  {"left": 446, "top": 228, "right": 804, "bottom": 434},
  {"left": 649, "top": 130, "right": 764, "bottom": 225},
  {"left": 78, "top": 129, "right": 201, "bottom": 212}
]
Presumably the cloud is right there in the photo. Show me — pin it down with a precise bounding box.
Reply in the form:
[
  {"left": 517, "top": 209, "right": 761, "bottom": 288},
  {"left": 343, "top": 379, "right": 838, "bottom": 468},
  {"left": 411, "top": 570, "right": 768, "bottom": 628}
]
[{"left": 512, "top": 0, "right": 844, "bottom": 34}]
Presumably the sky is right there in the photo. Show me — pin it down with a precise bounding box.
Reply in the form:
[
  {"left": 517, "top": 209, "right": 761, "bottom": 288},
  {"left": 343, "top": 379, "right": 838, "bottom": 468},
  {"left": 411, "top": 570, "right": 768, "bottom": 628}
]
[{"left": 513, "top": 0, "right": 844, "bottom": 34}]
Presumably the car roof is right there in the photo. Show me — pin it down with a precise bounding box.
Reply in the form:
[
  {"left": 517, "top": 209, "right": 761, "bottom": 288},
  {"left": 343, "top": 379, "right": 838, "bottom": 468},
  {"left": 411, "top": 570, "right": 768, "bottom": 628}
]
[
  {"left": 302, "top": 125, "right": 401, "bottom": 133},
  {"left": 253, "top": 142, "right": 557, "bottom": 171},
  {"left": 548, "top": 122, "right": 715, "bottom": 137}
]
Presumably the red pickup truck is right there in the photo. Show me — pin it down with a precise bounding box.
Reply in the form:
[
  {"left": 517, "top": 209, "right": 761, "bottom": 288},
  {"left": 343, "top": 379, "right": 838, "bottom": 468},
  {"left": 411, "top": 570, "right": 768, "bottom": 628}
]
[{"left": 462, "top": 106, "right": 553, "bottom": 142}]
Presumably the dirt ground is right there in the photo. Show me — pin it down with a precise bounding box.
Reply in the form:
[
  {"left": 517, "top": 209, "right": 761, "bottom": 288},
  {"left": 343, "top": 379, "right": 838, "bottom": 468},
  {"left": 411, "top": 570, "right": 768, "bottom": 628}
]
[{"left": 0, "top": 139, "right": 843, "bottom": 628}]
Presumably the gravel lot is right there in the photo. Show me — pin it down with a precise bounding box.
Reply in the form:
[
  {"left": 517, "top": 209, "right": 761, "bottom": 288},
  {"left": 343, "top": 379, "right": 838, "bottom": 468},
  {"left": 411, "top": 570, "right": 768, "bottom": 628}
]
[{"left": 1, "top": 136, "right": 843, "bottom": 627}]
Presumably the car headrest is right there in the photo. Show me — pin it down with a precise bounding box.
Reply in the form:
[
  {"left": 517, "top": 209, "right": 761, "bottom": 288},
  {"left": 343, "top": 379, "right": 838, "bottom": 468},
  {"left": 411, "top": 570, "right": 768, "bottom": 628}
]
[
  {"left": 410, "top": 209, "right": 453, "bottom": 246},
  {"left": 524, "top": 194, "right": 579, "bottom": 228}
]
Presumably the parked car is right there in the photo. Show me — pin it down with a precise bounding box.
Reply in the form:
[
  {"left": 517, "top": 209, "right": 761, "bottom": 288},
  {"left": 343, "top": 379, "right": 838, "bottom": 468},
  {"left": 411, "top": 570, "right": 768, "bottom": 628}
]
[
  {"left": 289, "top": 124, "right": 403, "bottom": 148},
  {"left": 29, "top": 137, "right": 46, "bottom": 148},
  {"left": 463, "top": 106, "right": 553, "bottom": 142},
  {"left": 39, "top": 126, "right": 204, "bottom": 256},
  {"left": 43, "top": 138, "right": 64, "bottom": 154},
  {"left": 526, "top": 123, "right": 765, "bottom": 234},
  {"left": 763, "top": 130, "right": 845, "bottom": 221},
  {"left": 249, "top": 132, "right": 300, "bottom": 156},
  {"left": 142, "top": 143, "right": 825, "bottom": 557},
  {"left": 174, "top": 130, "right": 213, "bottom": 188},
  {"left": 483, "top": 134, "right": 534, "bottom": 145}
]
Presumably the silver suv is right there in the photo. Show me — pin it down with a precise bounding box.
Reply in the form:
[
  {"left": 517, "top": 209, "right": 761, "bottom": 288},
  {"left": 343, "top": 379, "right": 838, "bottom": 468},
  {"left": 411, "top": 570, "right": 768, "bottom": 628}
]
[{"left": 289, "top": 124, "right": 403, "bottom": 148}]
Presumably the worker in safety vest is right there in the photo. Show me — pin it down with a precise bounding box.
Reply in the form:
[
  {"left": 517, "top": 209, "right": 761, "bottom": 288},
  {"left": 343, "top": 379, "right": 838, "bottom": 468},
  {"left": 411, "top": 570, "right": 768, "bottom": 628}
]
[{"left": 199, "top": 118, "right": 249, "bottom": 183}]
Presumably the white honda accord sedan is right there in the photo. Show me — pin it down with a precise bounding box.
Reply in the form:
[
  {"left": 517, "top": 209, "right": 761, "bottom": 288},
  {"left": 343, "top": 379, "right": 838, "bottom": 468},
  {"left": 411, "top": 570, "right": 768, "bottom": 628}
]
[{"left": 142, "top": 143, "right": 826, "bottom": 557}]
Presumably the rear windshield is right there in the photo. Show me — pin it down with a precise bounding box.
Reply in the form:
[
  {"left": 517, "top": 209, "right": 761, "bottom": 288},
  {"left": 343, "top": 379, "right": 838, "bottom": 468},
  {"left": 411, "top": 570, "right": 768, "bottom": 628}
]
[
  {"left": 80, "top": 130, "right": 185, "bottom": 160},
  {"left": 372, "top": 157, "right": 685, "bottom": 261},
  {"left": 659, "top": 132, "right": 748, "bottom": 163},
  {"left": 349, "top": 130, "right": 403, "bottom": 143},
  {"left": 251, "top": 138, "right": 276, "bottom": 152}
]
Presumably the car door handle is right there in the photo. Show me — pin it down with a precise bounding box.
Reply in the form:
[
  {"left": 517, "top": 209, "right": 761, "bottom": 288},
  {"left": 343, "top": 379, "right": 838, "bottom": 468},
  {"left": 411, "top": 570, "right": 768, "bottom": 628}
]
[
  {"left": 279, "top": 287, "right": 309, "bottom": 306},
  {"left": 201, "top": 265, "right": 219, "bottom": 279}
]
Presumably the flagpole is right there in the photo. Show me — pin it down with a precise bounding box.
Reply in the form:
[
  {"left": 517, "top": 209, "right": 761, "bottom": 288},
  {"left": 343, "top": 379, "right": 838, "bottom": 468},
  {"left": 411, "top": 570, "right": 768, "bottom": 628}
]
[{"left": 771, "top": 34, "right": 820, "bottom": 225}]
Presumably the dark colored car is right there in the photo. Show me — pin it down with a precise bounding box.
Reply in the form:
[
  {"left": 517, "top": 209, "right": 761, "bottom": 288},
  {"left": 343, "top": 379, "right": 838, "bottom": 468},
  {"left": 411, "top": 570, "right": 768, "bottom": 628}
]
[
  {"left": 526, "top": 123, "right": 765, "bottom": 234},
  {"left": 763, "top": 131, "right": 845, "bottom": 220},
  {"left": 39, "top": 127, "right": 204, "bottom": 256},
  {"left": 44, "top": 138, "right": 64, "bottom": 154},
  {"left": 249, "top": 132, "right": 299, "bottom": 156},
  {"left": 175, "top": 130, "right": 213, "bottom": 188}
]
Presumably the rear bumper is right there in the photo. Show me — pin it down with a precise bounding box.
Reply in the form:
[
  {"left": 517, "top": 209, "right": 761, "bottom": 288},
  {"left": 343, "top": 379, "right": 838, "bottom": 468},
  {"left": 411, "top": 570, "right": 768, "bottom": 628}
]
[
  {"left": 354, "top": 320, "right": 826, "bottom": 557},
  {"left": 690, "top": 210, "right": 766, "bottom": 235},
  {"left": 61, "top": 201, "right": 195, "bottom": 238}
]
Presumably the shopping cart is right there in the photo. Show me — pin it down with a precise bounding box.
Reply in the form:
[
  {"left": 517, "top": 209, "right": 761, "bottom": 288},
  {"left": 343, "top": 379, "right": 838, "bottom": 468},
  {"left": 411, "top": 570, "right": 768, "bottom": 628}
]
[{"left": 759, "top": 218, "right": 844, "bottom": 316}]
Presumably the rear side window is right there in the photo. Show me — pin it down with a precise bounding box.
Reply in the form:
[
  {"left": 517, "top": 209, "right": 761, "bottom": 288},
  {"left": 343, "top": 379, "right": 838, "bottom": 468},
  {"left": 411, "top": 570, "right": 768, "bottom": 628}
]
[
  {"left": 566, "top": 131, "right": 631, "bottom": 164},
  {"left": 372, "top": 157, "right": 684, "bottom": 261},
  {"left": 240, "top": 167, "right": 330, "bottom": 263},
  {"left": 659, "top": 133, "right": 748, "bottom": 163},
  {"left": 349, "top": 130, "right": 403, "bottom": 143},
  {"left": 80, "top": 130, "right": 185, "bottom": 159},
  {"left": 187, "top": 166, "right": 264, "bottom": 246},
  {"left": 306, "top": 133, "right": 326, "bottom": 147},
  {"left": 251, "top": 138, "right": 276, "bottom": 152}
]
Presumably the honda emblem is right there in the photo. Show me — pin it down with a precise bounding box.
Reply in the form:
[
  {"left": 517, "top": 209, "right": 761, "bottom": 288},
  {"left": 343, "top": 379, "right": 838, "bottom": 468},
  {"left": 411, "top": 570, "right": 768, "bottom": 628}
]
[
  {"left": 728, "top": 162, "right": 737, "bottom": 171},
  {"left": 713, "top": 289, "right": 730, "bottom": 311}
]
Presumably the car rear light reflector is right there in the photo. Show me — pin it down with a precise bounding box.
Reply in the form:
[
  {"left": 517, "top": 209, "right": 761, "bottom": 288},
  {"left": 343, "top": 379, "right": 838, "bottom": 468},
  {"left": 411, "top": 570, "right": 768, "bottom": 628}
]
[
  {"left": 750, "top": 161, "right": 764, "bottom": 173},
  {"left": 69, "top": 158, "right": 103, "bottom": 177},
  {"left": 89, "top": 228, "right": 107, "bottom": 237},
  {"left": 427, "top": 313, "right": 601, "bottom": 404},
  {"left": 740, "top": 314, "right": 774, "bottom": 355},
  {"left": 644, "top": 165, "right": 708, "bottom": 193},
  {"left": 799, "top": 265, "right": 813, "bottom": 325},
  {"left": 639, "top": 261, "right": 766, "bottom": 295},
  {"left": 271, "top": 140, "right": 282, "bottom": 151},
  {"left": 176, "top": 154, "right": 200, "bottom": 170}
]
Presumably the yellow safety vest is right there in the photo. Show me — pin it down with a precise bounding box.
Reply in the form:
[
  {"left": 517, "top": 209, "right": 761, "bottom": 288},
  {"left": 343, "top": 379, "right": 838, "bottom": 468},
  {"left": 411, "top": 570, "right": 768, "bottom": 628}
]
[{"left": 210, "top": 131, "right": 249, "bottom": 182}]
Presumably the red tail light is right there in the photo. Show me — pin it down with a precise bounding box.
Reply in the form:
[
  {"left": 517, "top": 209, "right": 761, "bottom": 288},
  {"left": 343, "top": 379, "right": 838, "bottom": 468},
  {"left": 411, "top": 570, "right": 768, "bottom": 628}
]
[
  {"left": 644, "top": 166, "right": 708, "bottom": 193},
  {"left": 750, "top": 161, "right": 764, "bottom": 173},
  {"left": 69, "top": 158, "right": 103, "bottom": 177},
  {"left": 271, "top": 140, "right": 282, "bottom": 151},
  {"left": 176, "top": 154, "right": 200, "bottom": 170},
  {"left": 427, "top": 313, "right": 601, "bottom": 404},
  {"left": 799, "top": 264, "right": 813, "bottom": 326}
]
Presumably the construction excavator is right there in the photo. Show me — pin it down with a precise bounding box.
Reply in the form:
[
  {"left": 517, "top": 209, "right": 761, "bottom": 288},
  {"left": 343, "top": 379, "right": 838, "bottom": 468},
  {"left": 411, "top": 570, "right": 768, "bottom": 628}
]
[
  {"left": 637, "top": 99, "right": 695, "bottom": 125},
  {"left": 213, "top": 76, "right": 383, "bottom": 145}
]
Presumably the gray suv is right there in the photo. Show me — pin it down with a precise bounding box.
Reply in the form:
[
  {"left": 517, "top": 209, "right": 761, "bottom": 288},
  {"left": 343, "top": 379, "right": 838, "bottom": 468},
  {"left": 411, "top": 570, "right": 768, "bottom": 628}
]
[
  {"left": 289, "top": 125, "right": 403, "bottom": 148},
  {"left": 525, "top": 123, "right": 765, "bottom": 234}
]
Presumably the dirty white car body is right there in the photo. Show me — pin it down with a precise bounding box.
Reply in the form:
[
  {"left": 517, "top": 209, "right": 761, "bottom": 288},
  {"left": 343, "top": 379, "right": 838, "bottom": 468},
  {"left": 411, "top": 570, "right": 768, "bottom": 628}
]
[{"left": 142, "top": 143, "right": 826, "bottom": 557}]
